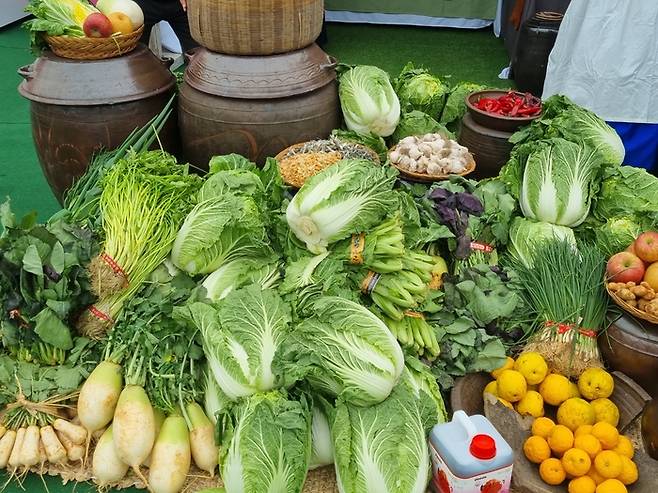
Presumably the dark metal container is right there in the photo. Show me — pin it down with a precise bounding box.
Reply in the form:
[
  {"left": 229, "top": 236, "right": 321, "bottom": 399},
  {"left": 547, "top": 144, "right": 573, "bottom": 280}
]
[
  {"left": 18, "top": 45, "right": 178, "bottom": 203},
  {"left": 178, "top": 44, "right": 340, "bottom": 168},
  {"left": 512, "top": 11, "right": 563, "bottom": 96}
]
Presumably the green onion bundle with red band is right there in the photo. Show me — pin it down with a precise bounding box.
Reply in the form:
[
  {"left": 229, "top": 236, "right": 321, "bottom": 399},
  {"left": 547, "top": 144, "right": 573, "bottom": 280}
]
[{"left": 476, "top": 91, "right": 542, "bottom": 117}]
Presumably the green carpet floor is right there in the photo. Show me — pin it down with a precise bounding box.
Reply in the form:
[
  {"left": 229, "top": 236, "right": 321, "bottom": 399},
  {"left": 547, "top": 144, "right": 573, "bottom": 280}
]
[{"left": 0, "top": 20, "right": 509, "bottom": 493}]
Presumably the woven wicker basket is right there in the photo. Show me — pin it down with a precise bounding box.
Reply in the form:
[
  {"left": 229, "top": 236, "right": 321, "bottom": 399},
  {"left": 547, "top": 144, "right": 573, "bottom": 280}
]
[
  {"left": 606, "top": 282, "right": 658, "bottom": 324},
  {"left": 188, "top": 0, "right": 324, "bottom": 55},
  {"left": 45, "top": 26, "right": 143, "bottom": 60}
]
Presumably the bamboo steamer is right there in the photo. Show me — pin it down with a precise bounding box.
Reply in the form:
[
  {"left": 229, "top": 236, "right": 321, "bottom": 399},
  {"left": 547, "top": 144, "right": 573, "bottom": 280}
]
[{"left": 187, "top": 0, "right": 324, "bottom": 55}]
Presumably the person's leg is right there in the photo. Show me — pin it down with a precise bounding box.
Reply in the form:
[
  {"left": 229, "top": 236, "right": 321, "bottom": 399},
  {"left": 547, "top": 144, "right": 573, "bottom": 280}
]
[
  {"left": 166, "top": 6, "right": 198, "bottom": 53},
  {"left": 134, "top": 0, "right": 163, "bottom": 46}
]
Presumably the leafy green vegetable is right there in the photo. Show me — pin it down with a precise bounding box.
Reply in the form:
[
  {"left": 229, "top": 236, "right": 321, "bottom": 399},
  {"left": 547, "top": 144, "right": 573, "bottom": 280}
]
[
  {"left": 330, "top": 371, "right": 436, "bottom": 493},
  {"left": 592, "top": 216, "right": 645, "bottom": 258},
  {"left": 501, "top": 138, "right": 602, "bottom": 227},
  {"left": 285, "top": 159, "right": 398, "bottom": 254},
  {"left": 23, "top": 0, "right": 97, "bottom": 53},
  {"left": 394, "top": 63, "right": 449, "bottom": 119},
  {"left": 593, "top": 165, "right": 658, "bottom": 221},
  {"left": 309, "top": 399, "right": 334, "bottom": 469},
  {"left": 198, "top": 169, "right": 264, "bottom": 203},
  {"left": 218, "top": 390, "right": 311, "bottom": 493},
  {"left": 404, "top": 358, "right": 448, "bottom": 423},
  {"left": 507, "top": 217, "right": 577, "bottom": 268},
  {"left": 439, "top": 82, "right": 486, "bottom": 128},
  {"left": 337, "top": 65, "right": 401, "bottom": 137},
  {"left": 330, "top": 129, "right": 389, "bottom": 163},
  {"left": 280, "top": 296, "right": 404, "bottom": 406},
  {"left": 390, "top": 111, "right": 454, "bottom": 144},
  {"left": 200, "top": 258, "right": 280, "bottom": 303}
]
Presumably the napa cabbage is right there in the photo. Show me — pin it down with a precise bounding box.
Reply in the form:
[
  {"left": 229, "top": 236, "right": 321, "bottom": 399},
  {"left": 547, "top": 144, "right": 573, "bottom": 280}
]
[
  {"left": 201, "top": 259, "right": 281, "bottom": 302},
  {"left": 309, "top": 400, "right": 334, "bottom": 470},
  {"left": 179, "top": 286, "right": 292, "bottom": 400},
  {"left": 218, "top": 390, "right": 311, "bottom": 493},
  {"left": 394, "top": 62, "right": 449, "bottom": 118},
  {"left": 330, "top": 370, "right": 436, "bottom": 493},
  {"left": 285, "top": 159, "right": 398, "bottom": 254},
  {"left": 594, "top": 165, "right": 658, "bottom": 220},
  {"left": 507, "top": 217, "right": 577, "bottom": 268},
  {"left": 338, "top": 65, "right": 401, "bottom": 137},
  {"left": 279, "top": 296, "right": 404, "bottom": 406}
]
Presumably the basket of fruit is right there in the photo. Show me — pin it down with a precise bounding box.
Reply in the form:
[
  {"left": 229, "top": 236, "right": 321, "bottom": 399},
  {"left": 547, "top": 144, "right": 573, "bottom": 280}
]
[
  {"left": 605, "top": 232, "right": 658, "bottom": 324},
  {"left": 25, "top": 0, "right": 145, "bottom": 60}
]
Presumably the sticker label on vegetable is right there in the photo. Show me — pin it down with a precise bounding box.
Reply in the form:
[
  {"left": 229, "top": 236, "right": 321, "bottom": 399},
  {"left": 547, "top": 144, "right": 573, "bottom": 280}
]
[
  {"left": 360, "top": 271, "right": 381, "bottom": 295},
  {"left": 470, "top": 242, "right": 494, "bottom": 253},
  {"left": 350, "top": 233, "right": 366, "bottom": 265}
]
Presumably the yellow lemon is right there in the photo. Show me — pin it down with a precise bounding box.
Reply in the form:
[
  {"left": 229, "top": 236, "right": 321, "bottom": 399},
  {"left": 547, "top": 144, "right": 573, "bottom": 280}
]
[
  {"left": 497, "top": 369, "right": 527, "bottom": 403},
  {"left": 578, "top": 368, "right": 614, "bottom": 400},
  {"left": 516, "top": 391, "right": 544, "bottom": 418},
  {"left": 540, "top": 373, "right": 572, "bottom": 406},
  {"left": 562, "top": 448, "right": 592, "bottom": 477},
  {"left": 540, "top": 457, "right": 567, "bottom": 485},
  {"left": 592, "top": 422, "right": 619, "bottom": 450},
  {"left": 595, "top": 479, "right": 627, "bottom": 493},
  {"left": 532, "top": 417, "right": 557, "bottom": 439},
  {"left": 594, "top": 451, "right": 623, "bottom": 479},
  {"left": 569, "top": 381, "right": 582, "bottom": 399},
  {"left": 574, "top": 434, "right": 603, "bottom": 459},
  {"left": 483, "top": 380, "right": 498, "bottom": 397},
  {"left": 590, "top": 398, "right": 620, "bottom": 427},
  {"left": 616, "top": 456, "right": 638, "bottom": 485},
  {"left": 557, "top": 398, "right": 597, "bottom": 431},
  {"left": 514, "top": 352, "right": 549, "bottom": 385},
  {"left": 549, "top": 425, "right": 575, "bottom": 455},
  {"left": 569, "top": 476, "right": 597, "bottom": 493},
  {"left": 491, "top": 356, "right": 514, "bottom": 379},
  {"left": 524, "top": 435, "right": 551, "bottom": 464},
  {"left": 588, "top": 466, "right": 606, "bottom": 485},
  {"left": 612, "top": 436, "right": 634, "bottom": 459},
  {"left": 576, "top": 425, "right": 594, "bottom": 437}
]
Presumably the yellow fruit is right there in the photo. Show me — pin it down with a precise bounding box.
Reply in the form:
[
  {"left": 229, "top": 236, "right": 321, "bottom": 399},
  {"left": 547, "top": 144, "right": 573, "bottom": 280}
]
[
  {"left": 578, "top": 368, "right": 614, "bottom": 400},
  {"left": 574, "top": 434, "right": 603, "bottom": 459},
  {"left": 497, "top": 369, "right": 527, "bottom": 403},
  {"left": 590, "top": 399, "right": 620, "bottom": 427},
  {"left": 612, "top": 436, "right": 634, "bottom": 459},
  {"left": 592, "top": 422, "right": 620, "bottom": 450},
  {"left": 594, "top": 451, "right": 623, "bottom": 479},
  {"left": 616, "top": 456, "right": 638, "bottom": 485},
  {"left": 483, "top": 380, "right": 498, "bottom": 397},
  {"left": 532, "top": 417, "right": 557, "bottom": 439},
  {"left": 524, "top": 435, "right": 551, "bottom": 464},
  {"left": 491, "top": 356, "right": 514, "bottom": 379},
  {"left": 540, "top": 373, "right": 572, "bottom": 406},
  {"left": 588, "top": 466, "right": 607, "bottom": 485},
  {"left": 514, "top": 352, "right": 549, "bottom": 385},
  {"left": 562, "top": 448, "right": 592, "bottom": 477},
  {"left": 498, "top": 398, "right": 514, "bottom": 409},
  {"left": 549, "top": 425, "right": 575, "bottom": 455},
  {"left": 540, "top": 458, "right": 567, "bottom": 485},
  {"left": 569, "top": 381, "right": 582, "bottom": 399},
  {"left": 595, "top": 479, "right": 627, "bottom": 493},
  {"left": 557, "top": 398, "right": 597, "bottom": 431},
  {"left": 576, "top": 425, "right": 594, "bottom": 437},
  {"left": 569, "top": 476, "right": 597, "bottom": 493},
  {"left": 516, "top": 391, "right": 544, "bottom": 418}
]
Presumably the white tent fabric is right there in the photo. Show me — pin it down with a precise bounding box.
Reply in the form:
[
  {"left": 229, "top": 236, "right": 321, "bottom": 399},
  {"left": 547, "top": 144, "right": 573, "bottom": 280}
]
[{"left": 542, "top": 0, "right": 658, "bottom": 123}]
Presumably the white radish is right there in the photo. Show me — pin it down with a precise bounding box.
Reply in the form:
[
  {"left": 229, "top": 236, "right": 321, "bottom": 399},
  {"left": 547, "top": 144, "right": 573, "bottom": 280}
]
[
  {"left": 0, "top": 430, "right": 16, "bottom": 468},
  {"left": 148, "top": 415, "right": 191, "bottom": 493},
  {"left": 92, "top": 425, "right": 129, "bottom": 486},
  {"left": 38, "top": 438, "right": 47, "bottom": 469},
  {"left": 143, "top": 408, "right": 165, "bottom": 467},
  {"left": 40, "top": 426, "right": 67, "bottom": 464},
  {"left": 112, "top": 385, "right": 155, "bottom": 487},
  {"left": 77, "top": 360, "right": 123, "bottom": 460},
  {"left": 8, "top": 427, "right": 25, "bottom": 469},
  {"left": 0, "top": 426, "right": 6, "bottom": 440},
  {"left": 57, "top": 430, "right": 84, "bottom": 462},
  {"left": 53, "top": 419, "right": 86, "bottom": 445},
  {"left": 19, "top": 425, "right": 40, "bottom": 467},
  {"left": 186, "top": 402, "right": 217, "bottom": 477}
]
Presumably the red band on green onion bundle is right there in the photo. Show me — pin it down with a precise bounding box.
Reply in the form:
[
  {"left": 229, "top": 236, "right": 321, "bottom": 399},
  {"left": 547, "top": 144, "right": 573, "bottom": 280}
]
[
  {"left": 545, "top": 320, "right": 577, "bottom": 334},
  {"left": 578, "top": 329, "right": 597, "bottom": 338},
  {"left": 100, "top": 252, "right": 128, "bottom": 281},
  {"left": 88, "top": 305, "right": 113, "bottom": 323}
]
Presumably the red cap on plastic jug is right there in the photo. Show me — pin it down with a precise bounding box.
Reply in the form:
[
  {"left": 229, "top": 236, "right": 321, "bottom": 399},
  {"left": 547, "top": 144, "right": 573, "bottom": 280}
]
[{"left": 470, "top": 434, "right": 496, "bottom": 460}]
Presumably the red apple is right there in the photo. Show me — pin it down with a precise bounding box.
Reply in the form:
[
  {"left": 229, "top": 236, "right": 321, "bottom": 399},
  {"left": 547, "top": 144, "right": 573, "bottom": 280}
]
[
  {"left": 626, "top": 242, "right": 638, "bottom": 255},
  {"left": 83, "top": 13, "right": 113, "bottom": 38},
  {"left": 606, "top": 251, "right": 645, "bottom": 283},
  {"left": 634, "top": 231, "right": 658, "bottom": 263}
]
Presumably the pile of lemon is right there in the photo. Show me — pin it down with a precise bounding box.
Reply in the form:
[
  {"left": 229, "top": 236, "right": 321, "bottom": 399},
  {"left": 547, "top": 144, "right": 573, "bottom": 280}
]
[{"left": 485, "top": 352, "right": 640, "bottom": 493}]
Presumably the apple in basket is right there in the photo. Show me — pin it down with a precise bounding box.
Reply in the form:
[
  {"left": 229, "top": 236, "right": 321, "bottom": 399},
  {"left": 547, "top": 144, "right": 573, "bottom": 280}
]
[
  {"left": 606, "top": 251, "right": 645, "bottom": 283},
  {"left": 96, "top": 0, "right": 144, "bottom": 29},
  {"left": 634, "top": 231, "right": 658, "bottom": 263},
  {"left": 83, "top": 13, "right": 114, "bottom": 38}
]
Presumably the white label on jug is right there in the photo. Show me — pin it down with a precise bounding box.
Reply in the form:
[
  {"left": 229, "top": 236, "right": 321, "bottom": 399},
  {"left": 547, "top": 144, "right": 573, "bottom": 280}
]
[{"left": 429, "top": 442, "right": 513, "bottom": 493}]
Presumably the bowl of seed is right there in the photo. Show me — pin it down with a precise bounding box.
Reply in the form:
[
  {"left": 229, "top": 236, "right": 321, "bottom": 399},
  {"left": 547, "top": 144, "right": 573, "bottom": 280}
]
[{"left": 275, "top": 136, "right": 380, "bottom": 188}]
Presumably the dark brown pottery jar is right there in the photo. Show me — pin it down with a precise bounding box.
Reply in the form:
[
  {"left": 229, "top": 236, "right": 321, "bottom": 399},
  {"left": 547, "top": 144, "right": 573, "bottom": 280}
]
[
  {"left": 18, "top": 45, "right": 178, "bottom": 203},
  {"left": 458, "top": 113, "right": 514, "bottom": 179},
  {"left": 512, "top": 11, "right": 563, "bottom": 96},
  {"left": 599, "top": 313, "right": 658, "bottom": 399},
  {"left": 642, "top": 397, "right": 658, "bottom": 460},
  {"left": 178, "top": 44, "right": 340, "bottom": 169}
]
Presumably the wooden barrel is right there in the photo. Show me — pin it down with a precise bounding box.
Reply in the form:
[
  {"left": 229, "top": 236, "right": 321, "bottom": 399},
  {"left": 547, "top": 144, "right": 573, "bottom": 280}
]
[{"left": 188, "top": 0, "right": 324, "bottom": 55}]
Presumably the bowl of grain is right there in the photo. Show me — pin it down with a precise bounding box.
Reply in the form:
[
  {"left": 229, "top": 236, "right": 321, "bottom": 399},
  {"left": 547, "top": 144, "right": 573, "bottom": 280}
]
[{"left": 275, "top": 137, "right": 380, "bottom": 188}]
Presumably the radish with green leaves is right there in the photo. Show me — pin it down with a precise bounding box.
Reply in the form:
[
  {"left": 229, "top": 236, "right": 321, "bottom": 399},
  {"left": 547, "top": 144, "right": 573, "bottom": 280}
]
[
  {"left": 148, "top": 414, "right": 191, "bottom": 493},
  {"left": 93, "top": 425, "right": 129, "bottom": 487},
  {"left": 185, "top": 402, "right": 217, "bottom": 477}
]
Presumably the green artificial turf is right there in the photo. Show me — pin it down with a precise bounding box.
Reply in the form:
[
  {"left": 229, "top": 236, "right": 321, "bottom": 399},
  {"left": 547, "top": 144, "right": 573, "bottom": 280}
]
[{"left": 0, "top": 19, "right": 509, "bottom": 493}]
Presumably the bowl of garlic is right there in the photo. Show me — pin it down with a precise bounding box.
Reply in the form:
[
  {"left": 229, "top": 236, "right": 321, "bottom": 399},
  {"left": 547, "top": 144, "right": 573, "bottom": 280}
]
[{"left": 388, "top": 133, "right": 476, "bottom": 182}]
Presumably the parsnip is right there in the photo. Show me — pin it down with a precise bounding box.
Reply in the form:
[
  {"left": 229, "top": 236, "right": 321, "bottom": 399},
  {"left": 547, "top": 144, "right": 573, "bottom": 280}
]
[
  {"left": 19, "top": 425, "right": 40, "bottom": 467},
  {"left": 8, "top": 427, "right": 26, "bottom": 469},
  {"left": 40, "top": 426, "right": 67, "bottom": 464},
  {"left": 53, "top": 419, "right": 87, "bottom": 445},
  {"left": 0, "top": 430, "right": 16, "bottom": 468}
]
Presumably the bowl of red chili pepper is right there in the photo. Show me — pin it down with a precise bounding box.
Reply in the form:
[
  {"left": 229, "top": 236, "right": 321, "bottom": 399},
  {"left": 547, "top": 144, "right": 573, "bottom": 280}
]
[{"left": 466, "top": 90, "right": 542, "bottom": 132}]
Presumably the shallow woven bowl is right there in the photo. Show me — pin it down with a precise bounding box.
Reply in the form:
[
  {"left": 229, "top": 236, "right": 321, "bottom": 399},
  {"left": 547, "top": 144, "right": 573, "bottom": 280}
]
[
  {"left": 466, "top": 89, "right": 541, "bottom": 133},
  {"left": 606, "top": 282, "right": 658, "bottom": 324},
  {"left": 45, "top": 25, "right": 144, "bottom": 60},
  {"left": 387, "top": 144, "right": 476, "bottom": 183}
]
